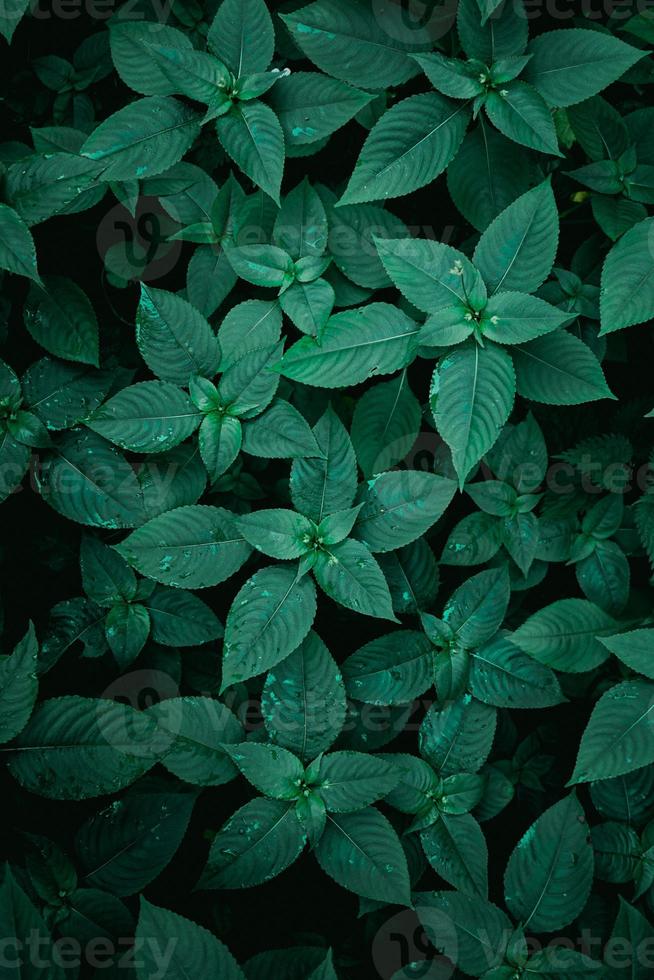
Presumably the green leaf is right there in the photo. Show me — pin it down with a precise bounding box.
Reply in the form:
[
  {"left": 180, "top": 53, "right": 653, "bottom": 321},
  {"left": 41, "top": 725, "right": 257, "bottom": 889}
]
[
  {"left": 420, "top": 695, "right": 497, "bottom": 775},
  {"left": 262, "top": 631, "right": 346, "bottom": 760},
  {"left": 606, "top": 898, "right": 653, "bottom": 979},
  {"left": 570, "top": 679, "right": 654, "bottom": 784},
  {"left": 443, "top": 566, "right": 511, "bottom": 649},
  {"left": 523, "top": 29, "right": 646, "bottom": 108},
  {"left": 290, "top": 405, "right": 357, "bottom": 522},
  {"left": 378, "top": 538, "right": 439, "bottom": 615},
  {"left": 223, "top": 742, "right": 304, "bottom": 799},
  {"left": 481, "top": 292, "right": 570, "bottom": 344},
  {"left": 473, "top": 180, "right": 559, "bottom": 295},
  {"left": 314, "top": 807, "right": 411, "bottom": 905},
  {"left": 513, "top": 331, "right": 615, "bottom": 404},
  {"left": 504, "top": 793, "right": 594, "bottom": 931},
  {"left": 86, "top": 381, "right": 201, "bottom": 453},
  {"left": 421, "top": 812, "right": 488, "bottom": 897},
  {"left": 22, "top": 358, "right": 112, "bottom": 431},
  {"left": 150, "top": 696, "right": 242, "bottom": 787},
  {"left": 313, "top": 539, "right": 397, "bottom": 622},
  {"left": 227, "top": 243, "right": 294, "bottom": 287},
  {"left": 485, "top": 81, "right": 562, "bottom": 156},
  {"left": 0, "top": 203, "right": 41, "bottom": 284},
  {"left": 76, "top": 782, "right": 197, "bottom": 895},
  {"left": 375, "top": 236, "right": 486, "bottom": 315},
  {"left": 81, "top": 97, "right": 201, "bottom": 181},
  {"left": 457, "top": 0, "right": 528, "bottom": 63},
  {"left": 144, "top": 585, "right": 223, "bottom": 646},
  {"left": 470, "top": 632, "right": 565, "bottom": 708},
  {"left": 105, "top": 602, "right": 150, "bottom": 668},
  {"left": 339, "top": 93, "right": 469, "bottom": 205},
  {"left": 80, "top": 534, "right": 136, "bottom": 606},
  {"left": 0, "top": 0, "right": 29, "bottom": 43},
  {"left": 217, "top": 101, "right": 284, "bottom": 204},
  {"left": 279, "top": 279, "right": 335, "bottom": 337},
  {"left": 242, "top": 399, "right": 321, "bottom": 459},
  {"left": 38, "top": 430, "right": 146, "bottom": 529},
  {"left": 109, "top": 21, "right": 194, "bottom": 96},
  {"left": 116, "top": 505, "right": 251, "bottom": 589},
  {"left": 277, "top": 303, "right": 419, "bottom": 388},
  {"left": 7, "top": 696, "right": 161, "bottom": 799},
  {"left": 136, "top": 285, "right": 220, "bottom": 385},
  {"left": 199, "top": 412, "right": 242, "bottom": 481},
  {"left": 201, "top": 797, "right": 306, "bottom": 889},
  {"left": 280, "top": 0, "right": 430, "bottom": 90},
  {"left": 218, "top": 300, "right": 282, "bottom": 366},
  {"left": 511, "top": 598, "right": 617, "bottom": 672},
  {"left": 342, "top": 631, "right": 432, "bottom": 705},
  {"left": 447, "top": 120, "right": 532, "bottom": 232},
  {"left": 222, "top": 565, "right": 317, "bottom": 687},
  {"left": 316, "top": 751, "right": 399, "bottom": 811},
  {"left": 237, "top": 508, "right": 315, "bottom": 559},
  {"left": 0, "top": 623, "right": 38, "bottom": 744},
  {"left": 0, "top": 867, "right": 65, "bottom": 979},
  {"left": 432, "top": 341, "right": 516, "bottom": 486},
  {"left": 268, "top": 72, "right": 373, "bottom": 147},
  {"left": 353, "top": 471, "right": 457, "bottom": 553},
  {"left": 599, "top": 629, "right": 654, "bottom": 679},
  {"left": 208, "top": 0, "right": 274, "bottom": 77},
  {"left": 599, "top": 217, "right": 654, "bottom": 334},
  {"left": 415, "top": 890, "right": 511, "bottom": 976},
  {"left": 135, "top": 899, "right": 245, "bottom": 980}
]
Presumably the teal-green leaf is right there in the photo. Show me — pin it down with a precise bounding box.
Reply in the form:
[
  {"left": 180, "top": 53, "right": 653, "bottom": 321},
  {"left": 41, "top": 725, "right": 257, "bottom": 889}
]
[
  {"left": 81, "top": 97, "right": 201, "bottom": 181},
  {"left": 116, "top": 505, "right": 251, "bottom": 589},
  {"left": 314, "top": 807, "right": 411, "bottom": 905},
  {"left": 339, "top": 93, "right": 469, "bottom": 205},
  {"left": 313, "top": 539, "right": 397, "bottom": 622},
  {"left": 420, "top": 695, "right": 497, "bottom": 775},
  {"left": 470, "top": 632, "right": 565, "bottom": 708},
  {"left": 353, "top": 471, "right": 457, "bottom": 553},
  {"left": 513, "top": 331, "right": 615, "bottom": 404},
  {"left": 473, "top": 180, "right": 559, "bottom": 295},
  {"left": 280, "top": 0, "right": 430, "bottom": 90},
  {"left": 150, "top": 696, "right": 242, "bottom": 787},
  {"left": 484, "top": 81, "right": 562, "bottom": 156},
  {"left": 342, "top": 631, "right": 432, "bottom": 705},
  {"left": 375, "top": 236, "right": 486, "bottom": 315},
  {"left": 7, "top": 696, "right": 161, "bottom": 799},
  {"left": 414, "top": 890, "right": 511, "bottom": 975},
  {"left": 277, "top": 304, "right": 419, "bottom": 388},
  {"left": 268, "top": 72, "right": 374, "bottom": 147},
  {"left": 136, "top": 285, "right": 220, "bottom": 385},
  {"left": 599, "top": 629, "right": 654, "bottom": 679},
  {"left": 504, "top": 793, "right": 594, "bottom": 931},
  {"left": 421, "top": 811, "right": 488, "bottom": 897},
  {"left": 86, "top": 381, "right": 201, "bottom": 453},
  {"left": 236, "top": 508, "right": 314, "bottom": 559},
  {"left": 38, "top": 430, "right": 146, "bottom": 528},
  {"left": 135, "top": 899, "right": 245, "bottom": 980},
  {"left": 217, "top": 101, "right": 284, "bottom": 204},
  {"left": 0, "top": 203, "right": 41, "bottom": 284},
  {"left": 290, "top": 405, "right": 357, "bottom": 522},
  {"left": 570, "top": 679, "right": 654, "bottom": 784},
  {"left": 432, "top": 341, "right": 516, "bottom": 487},
  {"left": 76, "top": 782, "right": 197, "bottom": 895},
  {"left": 599, "top": 217, "right": 654, "bottom": 335},
  {"left": 222, "top": 565, "right": 317, "bottom": 687},
  {"left": 262, "top": 631, "right": 346, "bottom": 760},
  {"left": 511, "top": 598, "right": 617, "bottom": 672},
  {"left": 208, "top": 0, "right": 274, "bottom": 77},
  {"left": 523, "top": 29, "right": 646, "bottom": 108},
  {"left": 201, "top": 797, "right": 305, "bottom": 889},
  {"left": 0, "top": 623, "right": 39, "bottom": 744}
]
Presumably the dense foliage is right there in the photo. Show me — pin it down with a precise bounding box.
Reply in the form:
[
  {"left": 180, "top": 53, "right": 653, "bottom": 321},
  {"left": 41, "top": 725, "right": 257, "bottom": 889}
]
[{"left": 2, "top": 0, "right": 654, "bottom": 976}]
